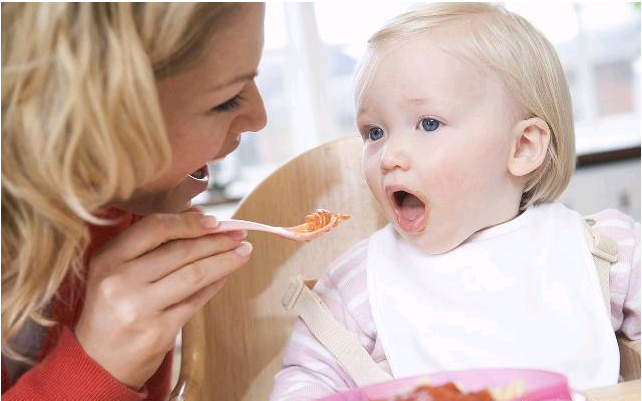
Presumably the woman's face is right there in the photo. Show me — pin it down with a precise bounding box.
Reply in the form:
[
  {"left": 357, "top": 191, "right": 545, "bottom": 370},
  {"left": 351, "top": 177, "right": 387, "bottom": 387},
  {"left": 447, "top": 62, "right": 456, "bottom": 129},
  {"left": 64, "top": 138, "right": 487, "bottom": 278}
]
[{"left": 118, "top": 3, "right": 267, "bottom": 215}]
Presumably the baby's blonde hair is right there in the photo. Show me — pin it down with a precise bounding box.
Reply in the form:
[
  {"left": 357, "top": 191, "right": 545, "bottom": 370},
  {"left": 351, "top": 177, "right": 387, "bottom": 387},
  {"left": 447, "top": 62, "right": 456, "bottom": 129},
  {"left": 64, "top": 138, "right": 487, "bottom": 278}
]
[
  {"left": 354, "top": 2, "right": 575, "bottom": 210},
  {"left": 2, "top": 2, "right": 238, "bottom": 362}
]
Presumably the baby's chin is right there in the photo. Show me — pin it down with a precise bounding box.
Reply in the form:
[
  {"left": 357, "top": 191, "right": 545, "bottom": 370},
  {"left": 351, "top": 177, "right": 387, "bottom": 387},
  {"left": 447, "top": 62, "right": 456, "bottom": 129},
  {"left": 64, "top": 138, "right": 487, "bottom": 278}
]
[{"left": 395, "top": 224, "right": 467, "bottom": 255}]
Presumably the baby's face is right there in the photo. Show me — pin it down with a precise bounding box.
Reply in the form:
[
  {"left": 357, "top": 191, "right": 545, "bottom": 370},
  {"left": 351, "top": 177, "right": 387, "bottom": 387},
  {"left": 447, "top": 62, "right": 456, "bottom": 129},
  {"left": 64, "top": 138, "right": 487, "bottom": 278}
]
[{"left": 357, "top": 34, "right": 524, "bottom": 254}]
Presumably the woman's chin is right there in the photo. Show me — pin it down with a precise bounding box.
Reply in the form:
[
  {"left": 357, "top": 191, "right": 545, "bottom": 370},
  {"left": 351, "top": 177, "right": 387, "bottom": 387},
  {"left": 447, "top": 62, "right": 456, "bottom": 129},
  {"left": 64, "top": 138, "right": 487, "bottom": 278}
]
[
  {"left": 114, "top": 175, "right": 209, "bottom": 215},
  {"left": 184, "top": 165, "right": 210, "bottom": 200},
  {"left": 164, "top": 175, "right": 209, "bottom": 212}
]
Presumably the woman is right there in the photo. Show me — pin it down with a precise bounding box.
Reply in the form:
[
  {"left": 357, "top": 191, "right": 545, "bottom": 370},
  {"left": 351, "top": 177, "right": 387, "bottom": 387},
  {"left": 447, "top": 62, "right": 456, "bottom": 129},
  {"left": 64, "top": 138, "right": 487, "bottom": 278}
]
[{"left": 2, "top": 3, "right": 267, "bottom": 399}]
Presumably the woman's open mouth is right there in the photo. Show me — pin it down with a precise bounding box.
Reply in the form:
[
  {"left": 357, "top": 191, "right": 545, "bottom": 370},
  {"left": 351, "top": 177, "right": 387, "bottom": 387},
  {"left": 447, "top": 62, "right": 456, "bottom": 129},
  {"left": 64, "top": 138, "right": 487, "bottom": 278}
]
[
  {"left": 188, "top": 165, "right": 209, "bottom": 181},
  {"left": 387, "top": 187, "right": 428, "bottom": 233}
]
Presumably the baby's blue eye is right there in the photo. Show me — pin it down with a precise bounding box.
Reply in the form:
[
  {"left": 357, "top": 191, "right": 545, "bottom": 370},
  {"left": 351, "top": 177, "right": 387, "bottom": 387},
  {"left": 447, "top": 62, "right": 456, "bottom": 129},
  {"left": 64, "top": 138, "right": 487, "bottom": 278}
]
[
  {"left": 420, "top": 118, "right": 440, "bottom": 132},
  {"left": 368, "top": 127, "right": 384, "bottom": 141}
]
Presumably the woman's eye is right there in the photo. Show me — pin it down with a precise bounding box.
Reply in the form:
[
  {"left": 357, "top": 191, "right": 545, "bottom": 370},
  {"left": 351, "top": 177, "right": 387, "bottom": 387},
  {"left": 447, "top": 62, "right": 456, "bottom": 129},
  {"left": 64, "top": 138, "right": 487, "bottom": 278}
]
[
  {"left": 420, "top": 118, "right": 440, "bottom": 132},
  {"left": 211, "top": 94, "right": 243, "bottom": 113},
  {"left": 368, "top": 127, "right": 384, "bottom": 141}
]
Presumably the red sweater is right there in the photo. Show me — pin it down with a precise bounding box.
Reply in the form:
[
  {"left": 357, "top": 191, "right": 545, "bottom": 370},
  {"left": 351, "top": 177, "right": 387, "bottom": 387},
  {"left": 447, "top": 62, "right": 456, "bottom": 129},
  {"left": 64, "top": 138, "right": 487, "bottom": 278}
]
[{"left": 2, "top": 211, "right": 173, "bottom": 400}]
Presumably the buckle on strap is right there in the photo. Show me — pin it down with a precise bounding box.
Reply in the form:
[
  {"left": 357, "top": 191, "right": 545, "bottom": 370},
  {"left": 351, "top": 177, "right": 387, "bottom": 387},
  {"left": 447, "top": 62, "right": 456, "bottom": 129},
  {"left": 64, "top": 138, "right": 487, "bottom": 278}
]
[
  {"left": 591, "top": 233, "right": 619, "bottom": 263},
  {"left": 282, "top": 275, "right": 305, "bottom": 310}
]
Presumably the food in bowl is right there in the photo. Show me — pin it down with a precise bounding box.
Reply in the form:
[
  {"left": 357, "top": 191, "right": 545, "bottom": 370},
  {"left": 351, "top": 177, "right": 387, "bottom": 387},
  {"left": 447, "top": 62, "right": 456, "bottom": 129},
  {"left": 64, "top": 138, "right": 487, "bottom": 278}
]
[
  {"left": 370, "top": 381, "right": 494, "bottom": 401},
  {"left": 315, "top": 368, "right": 571, "bottom": 401}
]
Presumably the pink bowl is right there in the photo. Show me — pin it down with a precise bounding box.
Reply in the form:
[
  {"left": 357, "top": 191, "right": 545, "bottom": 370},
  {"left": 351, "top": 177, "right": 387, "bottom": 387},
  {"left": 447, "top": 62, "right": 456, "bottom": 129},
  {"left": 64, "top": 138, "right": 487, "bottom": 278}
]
[{"left": 315, "top": 368, "right": 572, "bottom": 401}]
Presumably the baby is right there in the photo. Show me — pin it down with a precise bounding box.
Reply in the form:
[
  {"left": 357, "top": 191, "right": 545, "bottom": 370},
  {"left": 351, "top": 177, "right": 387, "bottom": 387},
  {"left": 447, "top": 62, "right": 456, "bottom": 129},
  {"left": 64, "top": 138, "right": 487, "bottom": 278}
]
[{"left": 270, "top": 3, "right": 640, "bottom": 400}]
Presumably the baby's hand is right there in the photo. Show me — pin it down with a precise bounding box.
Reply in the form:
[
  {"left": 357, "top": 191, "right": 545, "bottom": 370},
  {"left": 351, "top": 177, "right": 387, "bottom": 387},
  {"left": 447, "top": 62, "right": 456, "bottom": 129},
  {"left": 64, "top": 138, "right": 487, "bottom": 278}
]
[{"left": 74, "top": 211, "right": 251, "bottom": 389}]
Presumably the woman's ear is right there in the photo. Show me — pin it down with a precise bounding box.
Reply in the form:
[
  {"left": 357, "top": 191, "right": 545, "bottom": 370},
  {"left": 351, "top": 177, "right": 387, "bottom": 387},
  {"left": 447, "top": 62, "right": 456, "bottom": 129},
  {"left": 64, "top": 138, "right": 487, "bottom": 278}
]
[{"left": 507, "top": 117, "right": 551, "bottom": 177}]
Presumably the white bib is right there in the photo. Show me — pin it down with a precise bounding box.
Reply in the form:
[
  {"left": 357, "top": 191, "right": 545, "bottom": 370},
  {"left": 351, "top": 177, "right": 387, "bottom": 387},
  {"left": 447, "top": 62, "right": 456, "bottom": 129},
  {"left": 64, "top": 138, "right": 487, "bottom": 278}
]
[{"left": 367, "top": 202, "right": 619, "bottom": 390}]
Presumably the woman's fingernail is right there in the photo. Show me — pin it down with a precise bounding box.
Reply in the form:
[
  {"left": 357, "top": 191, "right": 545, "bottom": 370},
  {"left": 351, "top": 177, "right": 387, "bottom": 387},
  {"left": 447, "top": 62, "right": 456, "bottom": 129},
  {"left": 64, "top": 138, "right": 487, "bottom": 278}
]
[
  {"left": 201, "top": 215, "right": 219, "bottom": 229},
  {"left": 234, "top": 242, "right": 253, "bottom": 257},
  {"left": 229, "top": 230, "right": 248, "bottom": 240}
]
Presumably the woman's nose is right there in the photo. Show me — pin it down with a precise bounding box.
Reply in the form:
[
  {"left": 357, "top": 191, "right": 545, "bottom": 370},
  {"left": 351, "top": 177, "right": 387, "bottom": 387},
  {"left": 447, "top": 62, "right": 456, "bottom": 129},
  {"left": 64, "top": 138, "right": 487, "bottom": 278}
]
[
  {"left": 380, "top": 136, "right": 410, "bottom": 172},
  {"left": 246, "top": 81, "right": 267, "bottom": 132}
]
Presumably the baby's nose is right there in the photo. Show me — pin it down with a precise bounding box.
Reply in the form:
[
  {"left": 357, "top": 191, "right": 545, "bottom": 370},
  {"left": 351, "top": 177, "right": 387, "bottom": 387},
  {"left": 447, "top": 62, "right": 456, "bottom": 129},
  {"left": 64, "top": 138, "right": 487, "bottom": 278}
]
[{"left": 380, "top": 139, "right": 411, "bottom": 171}]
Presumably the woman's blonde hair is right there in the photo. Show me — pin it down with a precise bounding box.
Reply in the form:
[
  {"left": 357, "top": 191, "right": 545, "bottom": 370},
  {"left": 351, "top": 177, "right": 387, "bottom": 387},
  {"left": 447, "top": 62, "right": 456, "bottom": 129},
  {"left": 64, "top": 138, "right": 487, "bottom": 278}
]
[
  {"left": 2, "top": 2, "right": 238, "bottom": 362},
  {"left": 354, "top": 2, "right": 575, "bottom": 210}
]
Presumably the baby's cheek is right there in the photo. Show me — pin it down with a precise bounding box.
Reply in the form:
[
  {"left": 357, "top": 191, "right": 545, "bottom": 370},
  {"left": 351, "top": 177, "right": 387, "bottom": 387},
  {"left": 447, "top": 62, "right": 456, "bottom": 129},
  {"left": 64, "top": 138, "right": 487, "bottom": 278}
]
[
  {"left": 432, "top": 172, "right": 492, "bottom": 222},
  {"left": 431, "top": 163, "right": 473, "bottom": 196}
]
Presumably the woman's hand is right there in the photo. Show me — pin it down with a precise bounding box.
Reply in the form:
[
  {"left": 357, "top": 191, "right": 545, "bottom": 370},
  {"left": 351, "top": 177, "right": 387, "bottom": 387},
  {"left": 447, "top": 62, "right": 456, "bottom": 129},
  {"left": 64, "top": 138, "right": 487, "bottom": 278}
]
[{"left": 74, "top": 211, "right": 252, "bottom": 389}]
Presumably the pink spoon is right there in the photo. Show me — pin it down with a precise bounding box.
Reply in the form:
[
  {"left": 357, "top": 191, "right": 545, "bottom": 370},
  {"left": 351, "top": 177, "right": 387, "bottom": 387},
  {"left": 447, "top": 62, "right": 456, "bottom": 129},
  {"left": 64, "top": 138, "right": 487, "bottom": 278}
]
[{"left": 210, "top": 209, "right": 350, "bottom": 242}]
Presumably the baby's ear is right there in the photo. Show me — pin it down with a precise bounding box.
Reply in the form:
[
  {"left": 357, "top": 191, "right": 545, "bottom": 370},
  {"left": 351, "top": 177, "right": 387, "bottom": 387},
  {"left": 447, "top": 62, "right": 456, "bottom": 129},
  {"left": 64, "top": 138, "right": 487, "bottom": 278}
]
[{"left": 507, "top": 117, "right": 551, "bottom": 177}]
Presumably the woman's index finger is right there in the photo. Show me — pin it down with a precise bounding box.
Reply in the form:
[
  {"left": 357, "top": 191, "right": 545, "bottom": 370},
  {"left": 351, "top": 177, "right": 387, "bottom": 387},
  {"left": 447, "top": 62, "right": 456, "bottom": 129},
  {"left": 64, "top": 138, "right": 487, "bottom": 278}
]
[{"left": 103, "top": 212, "right": 219, "bottom": 263}]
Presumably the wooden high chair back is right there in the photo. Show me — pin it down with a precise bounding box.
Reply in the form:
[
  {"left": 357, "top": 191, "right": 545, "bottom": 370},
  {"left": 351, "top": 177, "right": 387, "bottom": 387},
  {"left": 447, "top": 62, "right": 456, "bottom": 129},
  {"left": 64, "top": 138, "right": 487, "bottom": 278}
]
[
  {"left": 170, "top": 135, "right": 386, "bottom": 401},
  {"left": 169, "top": 136, "right": 640, "bottom": 400}
]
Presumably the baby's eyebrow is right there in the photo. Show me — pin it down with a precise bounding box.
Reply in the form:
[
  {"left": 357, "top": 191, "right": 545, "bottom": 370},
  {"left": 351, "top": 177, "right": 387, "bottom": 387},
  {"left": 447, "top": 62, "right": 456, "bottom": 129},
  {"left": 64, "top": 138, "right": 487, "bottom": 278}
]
[
  {"left": 401, "top": 95, "right": 460, "bottom": 109},
  {"left": 401, "top": 97, "right": 432, "bottom": 105},
  {"left": 402, "top": 97, "right": 431, "bottom": 103}
]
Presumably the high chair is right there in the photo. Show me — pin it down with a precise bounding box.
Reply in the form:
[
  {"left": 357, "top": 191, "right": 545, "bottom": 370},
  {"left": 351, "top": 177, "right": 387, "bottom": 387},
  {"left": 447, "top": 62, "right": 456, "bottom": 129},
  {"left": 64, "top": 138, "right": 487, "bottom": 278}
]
[
  {"left": 170, "top": 135, "right": 387, "bottom": 401},
  {"left": 169, "top": 136, "right": 640, "bottom": 401}
]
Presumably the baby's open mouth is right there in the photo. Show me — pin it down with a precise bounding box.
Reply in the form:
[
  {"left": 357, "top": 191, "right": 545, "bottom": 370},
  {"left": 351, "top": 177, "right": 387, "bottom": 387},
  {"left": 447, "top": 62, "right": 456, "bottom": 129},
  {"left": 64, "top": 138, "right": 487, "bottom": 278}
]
[
  {"left": 391, "top": 189, "right": 427, "bottom": 233},
  {"left": 189, "top": 165, "right": 209, "bottom": 181}
]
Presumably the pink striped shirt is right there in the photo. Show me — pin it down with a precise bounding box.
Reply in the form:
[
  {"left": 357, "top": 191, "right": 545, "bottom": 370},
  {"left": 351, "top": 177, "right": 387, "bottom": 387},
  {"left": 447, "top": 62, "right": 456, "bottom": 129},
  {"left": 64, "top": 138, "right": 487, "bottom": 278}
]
[{"left": 269, "top": 208, "right": 640, "bottom": 401}]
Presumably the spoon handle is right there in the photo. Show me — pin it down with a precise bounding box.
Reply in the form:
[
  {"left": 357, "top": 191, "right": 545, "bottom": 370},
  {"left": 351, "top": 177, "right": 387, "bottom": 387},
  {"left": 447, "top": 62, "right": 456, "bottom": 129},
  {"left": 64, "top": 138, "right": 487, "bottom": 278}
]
[{"left": 211, "top": 219, "right": 292, "bottom": 237}]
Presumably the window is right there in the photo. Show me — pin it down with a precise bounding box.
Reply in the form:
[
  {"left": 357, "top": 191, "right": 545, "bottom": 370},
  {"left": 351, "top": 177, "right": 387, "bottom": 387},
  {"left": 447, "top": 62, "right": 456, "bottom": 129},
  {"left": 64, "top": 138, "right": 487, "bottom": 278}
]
[
  {"left": 595, "top": 60, "right": 634, "bottom": 116},
  {"left": 507, "top": 2, "right": 641, "bottom": 155}
]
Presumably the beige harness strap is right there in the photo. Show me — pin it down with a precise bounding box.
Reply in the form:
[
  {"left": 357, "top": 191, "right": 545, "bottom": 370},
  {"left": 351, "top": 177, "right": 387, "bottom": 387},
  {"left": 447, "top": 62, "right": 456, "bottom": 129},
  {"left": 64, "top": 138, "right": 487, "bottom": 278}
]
[
  {"left": 585, "top": 219, "right": 619, "bottom": 313},
  {"left": 282, "top": 275, "right": 392, "bottom": 386},
  {"left": 583, "top": 220, "right": 642, "bottom": 383}
]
